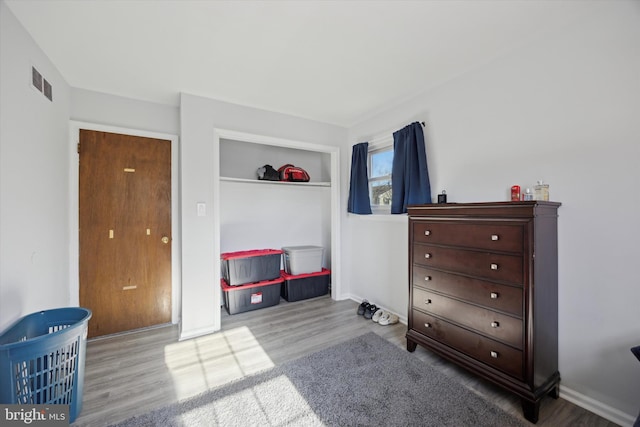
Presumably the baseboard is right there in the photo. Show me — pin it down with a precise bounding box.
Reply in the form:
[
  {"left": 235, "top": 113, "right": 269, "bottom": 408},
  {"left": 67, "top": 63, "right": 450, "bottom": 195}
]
[
  {"left": 346, "top": 295, "right": 408, "bottom": 325},
  {"left": 88, "top": 322, "right": 174, "bottom": 342},
  {"left": 560, "top": 386, "right": 636, "bottom": 426}
]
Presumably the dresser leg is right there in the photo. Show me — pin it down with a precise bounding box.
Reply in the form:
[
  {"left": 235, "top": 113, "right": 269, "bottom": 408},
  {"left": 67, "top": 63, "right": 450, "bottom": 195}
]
[
  {"left": 548, "top": 384, "right": 560, "bottom": 399},
  {"left": 522, "top": 399, "right": 540, "bottom": 424},
  {"left": 406, "top": 339, "right": 417, "bottom": 352}
]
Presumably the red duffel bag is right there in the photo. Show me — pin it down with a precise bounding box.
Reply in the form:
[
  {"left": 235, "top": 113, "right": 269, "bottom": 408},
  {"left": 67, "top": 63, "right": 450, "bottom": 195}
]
[{"left": 278, "top": 164, "right": 310, "bottom": 182}]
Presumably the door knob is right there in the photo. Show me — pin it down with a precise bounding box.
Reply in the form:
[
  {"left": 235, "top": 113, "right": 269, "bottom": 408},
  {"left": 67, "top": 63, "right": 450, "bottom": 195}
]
[{"left": 161, "top": 236, "right": 169, "bottom": 244}]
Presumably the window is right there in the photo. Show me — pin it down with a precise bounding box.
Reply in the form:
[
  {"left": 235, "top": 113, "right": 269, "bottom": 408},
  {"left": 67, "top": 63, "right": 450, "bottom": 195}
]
[{"left": 369, "top": 145, "right": 393, "bottom": 212}]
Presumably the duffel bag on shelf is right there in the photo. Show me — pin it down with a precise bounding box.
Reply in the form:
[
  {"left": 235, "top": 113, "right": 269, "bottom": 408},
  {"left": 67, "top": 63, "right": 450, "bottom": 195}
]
[{"left": 278, "top": 164, "right": 310, "bottom": 182}]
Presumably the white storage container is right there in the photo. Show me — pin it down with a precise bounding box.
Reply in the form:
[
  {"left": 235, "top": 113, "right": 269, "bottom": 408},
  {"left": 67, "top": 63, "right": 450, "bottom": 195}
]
[{"left": 282, "top": 245, "right": 324, "bottom": 275}]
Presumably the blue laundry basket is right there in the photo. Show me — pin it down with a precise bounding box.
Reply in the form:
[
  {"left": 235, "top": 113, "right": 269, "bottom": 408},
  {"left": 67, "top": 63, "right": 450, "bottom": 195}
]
[{"left": 0, "top": 307, "right": 92, "bottom": 423}]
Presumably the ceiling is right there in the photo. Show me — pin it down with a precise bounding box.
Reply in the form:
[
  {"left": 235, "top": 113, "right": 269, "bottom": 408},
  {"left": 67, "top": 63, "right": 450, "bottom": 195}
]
[{"left": 5, "top": 0, "right": 600, "bottom": 127}]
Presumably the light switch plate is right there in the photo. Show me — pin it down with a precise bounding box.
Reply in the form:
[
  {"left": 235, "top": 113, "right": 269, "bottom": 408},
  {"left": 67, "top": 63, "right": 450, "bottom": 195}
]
[{"left": 197, "top": 202, "right": 206, "bottom": 216}]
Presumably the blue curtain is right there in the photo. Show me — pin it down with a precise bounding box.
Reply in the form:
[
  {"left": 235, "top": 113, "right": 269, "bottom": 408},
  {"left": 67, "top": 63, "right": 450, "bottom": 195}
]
[
  {"left": 391, "top": 122, "right": 432, "bottom": 214},
  {"left": 347, "top": 142, "right": 372, "bottom": 214}
]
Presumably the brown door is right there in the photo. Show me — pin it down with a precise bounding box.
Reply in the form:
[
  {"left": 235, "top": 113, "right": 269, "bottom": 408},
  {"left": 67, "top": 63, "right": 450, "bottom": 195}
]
[{"left": 79, "top": 130, "right": 172, "bottom": 338}]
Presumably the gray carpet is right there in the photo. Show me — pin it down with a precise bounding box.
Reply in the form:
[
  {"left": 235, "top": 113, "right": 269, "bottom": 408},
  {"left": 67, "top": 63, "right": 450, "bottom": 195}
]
[{"left": 111, "top": 332, "right": 526, "bottom": 426}]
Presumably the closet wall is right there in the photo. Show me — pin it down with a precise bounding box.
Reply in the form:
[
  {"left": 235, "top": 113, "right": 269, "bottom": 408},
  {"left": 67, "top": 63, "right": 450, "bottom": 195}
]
[{"left": 219, "top": 138, "right": 332, "bottom": 261}]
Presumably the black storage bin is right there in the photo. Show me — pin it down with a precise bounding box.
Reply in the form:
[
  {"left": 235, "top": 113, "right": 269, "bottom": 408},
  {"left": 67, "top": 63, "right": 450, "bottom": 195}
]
[
  {"left": 221, "top": 278, "right": 283, "bottom": 315},
  {"left": 281, "top": 268, "right": 331, "bottom": 302},
  {"left": 221, "top": 249, "right": 282, "bottom": 286}
]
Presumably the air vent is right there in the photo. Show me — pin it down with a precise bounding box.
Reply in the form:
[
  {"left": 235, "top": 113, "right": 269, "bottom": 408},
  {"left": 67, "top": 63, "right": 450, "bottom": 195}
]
[
  {"left": 43, "top": 79, "right": 52, "bottom": 101},
  {"left": 31, "top": 65, "right": 52, "bottom": 102},
  {"left": 32, "top": 66, "right": 42, "bottom": 91}
]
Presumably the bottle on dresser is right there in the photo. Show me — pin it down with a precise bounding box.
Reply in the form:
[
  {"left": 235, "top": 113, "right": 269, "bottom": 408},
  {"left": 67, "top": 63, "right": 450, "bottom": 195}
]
[
  {"left": 523, "top": 188, "right": 533, "bottom": 200},
  {"left": 534, "top": 181, "right": 549, "bottom": 201}
]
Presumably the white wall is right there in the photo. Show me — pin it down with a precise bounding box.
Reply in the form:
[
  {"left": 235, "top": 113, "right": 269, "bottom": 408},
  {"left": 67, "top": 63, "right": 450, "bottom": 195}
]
[
  {"left": 180, "top": 93, "right": 346, "bottom": 338},
  {"left": 347, "top": 2, "right": 640, "bottom": 424},
  {"left": 70, "top": 88, "right": 180, "bottom": 136},
  {"left": 220, "top": 181, "right": 331, "bottom": 257},
  {"left": 0, "top": 2, "right": 71, "bottom": 331}
]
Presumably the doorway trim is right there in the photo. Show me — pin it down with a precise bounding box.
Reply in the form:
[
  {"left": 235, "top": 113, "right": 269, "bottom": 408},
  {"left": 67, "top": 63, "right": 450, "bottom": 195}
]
[{"left": 69, "top": 121, "right": 181, "bottom": 325}]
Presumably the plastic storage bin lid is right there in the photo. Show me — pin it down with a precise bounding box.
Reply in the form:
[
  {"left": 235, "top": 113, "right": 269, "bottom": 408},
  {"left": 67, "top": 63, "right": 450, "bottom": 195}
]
[
  {"left": 281, "top": 245, "right": 323, "bottom": 252},
  {"left": 221, "top": 249, "right": 283, "bottom": 260},
  {"left": 220, "top": 277, "right": 284, "bottom": 291},
  {"left": 281, "top": 268, "right": 331, "bottom": 280}
]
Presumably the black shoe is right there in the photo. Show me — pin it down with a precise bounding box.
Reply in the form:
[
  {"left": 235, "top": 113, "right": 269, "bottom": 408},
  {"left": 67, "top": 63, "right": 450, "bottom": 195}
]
[
  {"left": 357, "top": 300, "right": 369, "bottom": 316},
  {"left": 364, "top": 304, "right": 379, "bottom": 320}
]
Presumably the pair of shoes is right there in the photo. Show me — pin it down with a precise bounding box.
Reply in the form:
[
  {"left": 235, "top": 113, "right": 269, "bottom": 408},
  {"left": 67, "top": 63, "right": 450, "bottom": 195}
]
[
  {"left": 357, "top": 300, "right": 369, "bottom": 316},
  {"left": 379, "top": 312, "right": 399, "bottom": 326},
  {"left": 364, "top": 304, "right": 379, "bottom": 320},
  {"left": 372, "top": 309, "right": 387, "bottom": 323}
]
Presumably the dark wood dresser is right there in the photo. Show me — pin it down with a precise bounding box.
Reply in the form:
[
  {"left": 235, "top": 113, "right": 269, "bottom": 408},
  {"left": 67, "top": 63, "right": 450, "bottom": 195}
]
[{"left": 406, "top": 201, "right": 561, "bottom": 423}]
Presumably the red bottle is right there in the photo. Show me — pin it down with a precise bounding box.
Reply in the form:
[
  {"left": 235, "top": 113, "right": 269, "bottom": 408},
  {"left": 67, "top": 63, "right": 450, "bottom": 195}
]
[{"left": 511, "top": 185, "right": 521, "bottom": 201}]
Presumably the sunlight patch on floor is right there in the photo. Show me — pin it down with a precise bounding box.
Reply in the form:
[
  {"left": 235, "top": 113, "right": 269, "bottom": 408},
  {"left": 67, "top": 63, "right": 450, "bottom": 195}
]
[
  {"left": 177, "top": 375, "right": 324, "bottom": 426},
  {"left": 163, "top": 326, "right": 275, "bottom": 401}
]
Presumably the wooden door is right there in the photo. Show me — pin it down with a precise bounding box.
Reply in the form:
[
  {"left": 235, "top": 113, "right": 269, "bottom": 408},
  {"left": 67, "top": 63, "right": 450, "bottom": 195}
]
[{"left": 79, "top": 130, "right": 171, "bottom": 337}]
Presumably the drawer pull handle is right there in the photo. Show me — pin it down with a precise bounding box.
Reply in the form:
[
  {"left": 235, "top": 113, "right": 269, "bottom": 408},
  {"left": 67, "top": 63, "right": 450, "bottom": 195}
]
[
  {"left": 424, "top": 276, "right": 431, "bottom": 281},
  {"left": 425, "top": 299, "right": 432, "bottom": 305},
  {"left": 491, "top": 321, "right": 500, "bottom": 328},
  {"left": 424, "top": 230, "right": 431, "bottom": 236},
  {"left": 425, "top": 253, "right": 432, "bottom": 259},
  {"left": 490, "top": 292, "right": 499, "bottom": 299},
  {"left": 490, "top": 351, "right": 499, "bottom": 358},
  {"left": 490, "top": 263, "right": 499, "bottom": 270},
  {"left": 491, "top": 234, "right": 499, "bottom": 241},
  {"left": 424, "top": 323, "right": 431, "bottom": 328}
]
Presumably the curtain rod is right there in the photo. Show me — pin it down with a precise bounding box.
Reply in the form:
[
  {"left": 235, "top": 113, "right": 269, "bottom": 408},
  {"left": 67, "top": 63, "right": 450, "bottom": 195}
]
[{"left": 367, "top": 120, "right": 426, "bottom": 147}]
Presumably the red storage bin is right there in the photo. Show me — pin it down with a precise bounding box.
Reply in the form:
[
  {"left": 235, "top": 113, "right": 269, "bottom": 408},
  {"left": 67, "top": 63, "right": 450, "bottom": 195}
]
[
  {"left": 221, "top": 249, "right": 282, "bottom": 286},
  {"left": 280, "top": 269, "right": 331, "bottom": 302},
  {"left": 221, "top": 278, "right": 283, "bottom": 315}
]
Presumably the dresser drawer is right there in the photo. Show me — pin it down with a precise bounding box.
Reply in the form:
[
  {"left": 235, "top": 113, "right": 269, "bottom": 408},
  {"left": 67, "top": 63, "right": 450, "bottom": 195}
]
[
  {"left": 413, "top": 221, "right": 524, "bottom": 253},
  {"left": 413, "top": 244, "right": 523, "bottom": 284},
  {"left": 412, "top": 310, "right": 524, "bottom": 380},
  {"left": 412, "top": 266, "right": 523, "bottom": 316},
  {"left": 413, "top": 288, "right": 523, "bottom": 349}
]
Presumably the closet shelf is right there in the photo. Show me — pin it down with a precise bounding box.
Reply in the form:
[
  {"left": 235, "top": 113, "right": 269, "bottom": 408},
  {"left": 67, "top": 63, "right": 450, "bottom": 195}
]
[{"left": 220, "top": 176, "right": 331, "bottom": 187}]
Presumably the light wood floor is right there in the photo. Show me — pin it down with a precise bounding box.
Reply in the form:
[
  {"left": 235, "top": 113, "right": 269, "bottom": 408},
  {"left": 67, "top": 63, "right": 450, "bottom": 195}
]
[{"left": 73, "top": 296, "right": 618, "bottom": 426}]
